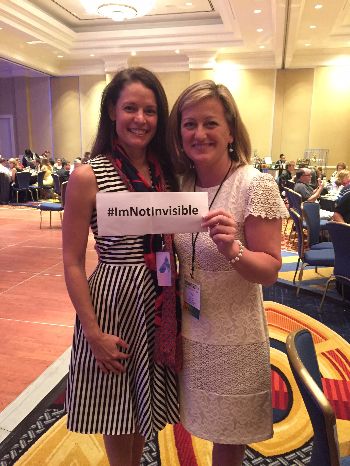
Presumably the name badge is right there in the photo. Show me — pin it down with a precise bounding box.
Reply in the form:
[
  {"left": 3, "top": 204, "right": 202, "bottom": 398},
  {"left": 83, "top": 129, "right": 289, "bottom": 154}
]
[
  {"left": 156, "top": 252, "right": 171, "bottom": 286},
  {"left": 184, "top": 278, "right": 201, "bottom": 319}
]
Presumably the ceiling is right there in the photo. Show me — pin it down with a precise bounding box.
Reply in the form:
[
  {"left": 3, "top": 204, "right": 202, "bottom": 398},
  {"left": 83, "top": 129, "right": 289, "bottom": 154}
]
[{"left": 0, "top": 0, "right": 350, "bottom": 78}]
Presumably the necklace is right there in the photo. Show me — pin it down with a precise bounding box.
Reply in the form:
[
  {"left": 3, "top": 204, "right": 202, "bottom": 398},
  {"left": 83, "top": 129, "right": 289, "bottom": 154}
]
[{"left": 190, "top": 160, "right": 233, "bottom": 277}]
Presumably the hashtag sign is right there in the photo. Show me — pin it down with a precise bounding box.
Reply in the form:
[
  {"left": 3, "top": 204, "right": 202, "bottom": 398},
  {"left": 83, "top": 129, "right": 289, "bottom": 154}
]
[{"left": 107, "top": 207, "right": 115, "bottom": 216}]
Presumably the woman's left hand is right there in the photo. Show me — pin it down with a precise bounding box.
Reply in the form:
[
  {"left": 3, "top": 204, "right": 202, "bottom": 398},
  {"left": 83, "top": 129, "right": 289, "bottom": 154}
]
[{"left": 202, "top": 208, "right": 238, "bottom": 259}]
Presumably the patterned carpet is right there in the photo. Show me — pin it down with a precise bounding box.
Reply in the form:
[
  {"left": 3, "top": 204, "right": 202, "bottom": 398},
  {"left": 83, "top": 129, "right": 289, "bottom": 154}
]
[{"left": 2, "top": 301, "right": 349, "bottom": 466}]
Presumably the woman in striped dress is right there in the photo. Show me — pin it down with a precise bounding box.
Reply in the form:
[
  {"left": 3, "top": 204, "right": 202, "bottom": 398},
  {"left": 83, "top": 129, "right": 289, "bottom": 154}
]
[{"left": 63, "top": 68, "right": 181, "bottom": 466}]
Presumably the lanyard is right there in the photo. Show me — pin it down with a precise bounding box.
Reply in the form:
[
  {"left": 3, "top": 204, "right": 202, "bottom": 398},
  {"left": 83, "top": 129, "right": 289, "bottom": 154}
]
[{"left": 191, "top": 161, "right": 233, "bottom": 278}]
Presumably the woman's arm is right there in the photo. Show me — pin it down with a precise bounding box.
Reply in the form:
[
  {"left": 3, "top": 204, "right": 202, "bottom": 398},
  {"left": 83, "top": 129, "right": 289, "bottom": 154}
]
[
  {"left": 63, "top": 165, "right": 129, "bottom": 374},
  {"left": 202, "top": 209, "right": 282, "bottom": 286},
  {"left": 11, "top": 168, "right": 16, "bottom": 183}
]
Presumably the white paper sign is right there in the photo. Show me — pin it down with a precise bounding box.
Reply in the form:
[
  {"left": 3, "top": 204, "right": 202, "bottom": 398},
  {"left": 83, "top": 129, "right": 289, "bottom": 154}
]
[{"left": 96, "top": 191, "right": 208, "bottom": 236}]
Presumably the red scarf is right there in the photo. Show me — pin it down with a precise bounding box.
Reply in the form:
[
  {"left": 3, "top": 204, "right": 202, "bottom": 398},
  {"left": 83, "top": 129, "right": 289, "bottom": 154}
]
[{"left": 107, "top": 145, "right": 182, "bottom": 372}]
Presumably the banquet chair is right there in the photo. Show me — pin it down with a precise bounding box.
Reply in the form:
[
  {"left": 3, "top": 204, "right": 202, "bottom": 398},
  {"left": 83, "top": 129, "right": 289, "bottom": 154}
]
[
  {"left": 284, "top": 188, "right": 306, "bottom": 240},
  {"left": 38, "top": 181, "right": 67, "bottom": 229},
  {"left": 12, "top": 171, "right": 35, "bottom": 203},
  {"left": 285, "top": 187, "right": 303, "bottom": 215},
  {"left": 37, "top": 170, "right": 54, "bottom": 199},
  {"left": 286, "top": 329, "right": 350, "bottom": 466},
  {"left": 319, "top": 222, "right": 350, "bottom": 311},
  {"left": 302, "top": 202, "right": 333, "bottom": 250},
  {"left": 289, "top": 209, "right": 334, "bottom": 295},
  {"left": 52, "top": 173, "right": 61, "bottom": 196}
]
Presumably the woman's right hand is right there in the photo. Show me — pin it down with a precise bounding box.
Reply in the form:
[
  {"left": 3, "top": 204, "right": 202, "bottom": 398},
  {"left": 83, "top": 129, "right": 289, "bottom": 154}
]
[{"left": 87, "top": 331, "right": 130, "bottom": 375}]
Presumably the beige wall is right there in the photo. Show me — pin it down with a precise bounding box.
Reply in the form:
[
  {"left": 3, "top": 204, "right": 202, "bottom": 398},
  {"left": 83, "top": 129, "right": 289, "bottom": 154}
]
[
  {"left": 272, "top": 69, "right": 314, "bottom": 162},
  {"left": 157, "top": 71, "right": 189, "bottom": 110},
  {"left": 79, "top": 75, "right": 107, "bottom": 155},
  {"left": 51, "top": 76, "right": 81, "bottom": 160},
  {"left": 28, "top": 77, "right": 52, "bottom": 156},
  {"left": 310, "top": 67, "right": 350, "bottom": 171}
]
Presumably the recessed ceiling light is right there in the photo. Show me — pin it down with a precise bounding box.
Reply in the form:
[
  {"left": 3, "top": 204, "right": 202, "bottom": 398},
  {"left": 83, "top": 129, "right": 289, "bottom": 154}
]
[
  {"left": 314, "top": 4, "right": 323, "bottom": 9},
  {"left": 257, "top": 28, "right": 263, "bottom": 32},
  {"left": 254, "top": 9, "right": 262, "bottom": 14},
  {"left": 309, "top": 25, "right": 317, "bottom": 29},
  {"left": 175, "top": 49, "right": 180, "bottom": 54},
  {"left": 0, "top": 27, "right": 3, "bottom": 30},
  {"left": 131, "top": 51, "right": 136, "bottom": 56},
  {"left": 26, "top": 40, "right": 44, "bottom": 45},
  {"left": 305, "top": 43, "right": 311, "bottom": 47},
  {"left": 90, "top": 54, "right": 95, "bottom": 57},
  {"left": 57, "top": 55, "right": 63, "bottom": 58},
  {"left": 185, "top": 2, "right": 193, "bottom": 5},
  {"left": 259, "top": 45, "right": 265, "bottom": 49}
]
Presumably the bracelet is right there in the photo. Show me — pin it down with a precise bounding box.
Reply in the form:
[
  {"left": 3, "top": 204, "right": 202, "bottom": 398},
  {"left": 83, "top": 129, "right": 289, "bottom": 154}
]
[{"left": 229, "top": 240, "right": 244, "bottom": 265}]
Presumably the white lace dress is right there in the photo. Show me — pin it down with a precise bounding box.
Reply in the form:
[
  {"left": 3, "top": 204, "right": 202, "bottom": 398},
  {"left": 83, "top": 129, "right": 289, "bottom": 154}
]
[{"left": 175, "top": 165, "right": 288, "bottom": 444}]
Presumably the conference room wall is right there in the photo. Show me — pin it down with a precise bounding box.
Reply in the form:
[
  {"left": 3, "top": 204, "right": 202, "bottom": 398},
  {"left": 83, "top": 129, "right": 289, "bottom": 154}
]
[
  {"left": 309, "top": 67, "right": 350, "bottom": 173},
  {"left": 272, "top": 69, "right": 314, "bottom": 163},
  {"left": 50, "top": 76, "right": 82, "bottom": 160},
  {"left": 78, "top": 75, "right": 107, "bottom": 155},
  {"left": 0, "top": 78, "right": 29, "bottom": 155},
  {"left": 27, "top": 77, "right": 52, "bottom": 156}
]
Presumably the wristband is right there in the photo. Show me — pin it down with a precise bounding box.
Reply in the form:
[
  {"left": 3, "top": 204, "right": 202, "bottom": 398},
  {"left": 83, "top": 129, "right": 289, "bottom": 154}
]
[{"left": 229, "top": 240, "right": 244, "bottom": 265}]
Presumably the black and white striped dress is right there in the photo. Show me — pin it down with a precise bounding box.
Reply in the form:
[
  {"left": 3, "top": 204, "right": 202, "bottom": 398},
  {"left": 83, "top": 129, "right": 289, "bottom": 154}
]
[{"left": 65, "top": 154, "right": 180, "bottom": 438}]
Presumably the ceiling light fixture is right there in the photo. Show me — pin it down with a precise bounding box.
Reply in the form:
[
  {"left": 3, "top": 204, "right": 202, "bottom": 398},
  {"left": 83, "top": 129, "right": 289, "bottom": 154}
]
[
  {"left": 131, "top": 51, "right": 137, "bottom": 56},
  {"left": 80, "top": 0, "right": 156, "bottom": 21},
  {"left": 309, "top": 25, "right": 317, "bottom": 29},
  {"left": 305, "top": 43, "right": 311, "bottom": 47},
  {"left": 254, "top": 9, "right": 262, "bottom": 14},
  {"left": 175, "top": 49, "right": 180, "bottom": 54},
  {"left": 257, "top": 28, "right": 263, "bottom": 32},
  {"left": 314, "top": 4, "right": 323, "bottom": 9},
  {"left": 259, "top": 45, "right": 265, "bottom": 49}
]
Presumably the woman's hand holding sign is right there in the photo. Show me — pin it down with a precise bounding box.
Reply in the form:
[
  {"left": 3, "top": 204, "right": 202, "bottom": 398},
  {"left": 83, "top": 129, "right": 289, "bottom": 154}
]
[{"left": 202, "top": 208, "right": 240, "bottom": 260}]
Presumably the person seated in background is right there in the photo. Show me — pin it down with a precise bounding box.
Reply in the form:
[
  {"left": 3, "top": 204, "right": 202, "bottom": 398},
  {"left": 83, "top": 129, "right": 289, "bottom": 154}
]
[
  {"left": 40, "top": 157, "right": 54, "bottom": 186},
  {"left": 294, "top": 168, "right": 323, "bottom": 202},
  {"left": 22, "top": 149, "right": 36, "bottom": 169},
  {"left": 336, "top": 170, "right": 350, "bottom": 200},
  {"left": 330, "top": 161, "right": 347, "bottom": 184},
  {"left": 53, "top": 158, "right": 63, "bottom": 170},
  {"left": 82, "top": 152, "right": 91, "bottom": 164},
  {"left": 8, "top": 158, "right": 23, "bottom": 184},
  {"left": 0, "top": 158, "right": 11, "bottom": 178},
  {"left": 55, "top": 161, "right": 70, "bottom": 183},
  {"left": 333, "top": 191, "right": 350, "bottom": 224},
  {"left": 69, "top": 157, "right": 82, "bottom": 174},
  {"left": 278, "top": 161, "right": 295, "bottom": 192},
  {"left": 294, "top": 167, "right": 333, "bottom": 219}
]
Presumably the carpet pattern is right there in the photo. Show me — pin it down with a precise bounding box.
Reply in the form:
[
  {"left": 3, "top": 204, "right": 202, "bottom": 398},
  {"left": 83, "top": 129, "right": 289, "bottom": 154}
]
[{"left": 5, "top": 301, "right": 349, "bottom": 466}]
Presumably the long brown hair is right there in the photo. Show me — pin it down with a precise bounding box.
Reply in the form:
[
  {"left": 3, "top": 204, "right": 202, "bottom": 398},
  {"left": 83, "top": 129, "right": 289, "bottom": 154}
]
[
  {"left": 167, "top": 80, "right": 251, "bottom": 175},
  {"left": 91, "top": 67, "right": 178, "bottom": 190}
]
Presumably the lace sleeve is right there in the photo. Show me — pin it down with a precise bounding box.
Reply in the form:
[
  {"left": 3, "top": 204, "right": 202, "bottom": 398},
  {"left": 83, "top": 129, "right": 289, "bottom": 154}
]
[{"left": 245, "top": 173, "right": 289, "bottom": 220}]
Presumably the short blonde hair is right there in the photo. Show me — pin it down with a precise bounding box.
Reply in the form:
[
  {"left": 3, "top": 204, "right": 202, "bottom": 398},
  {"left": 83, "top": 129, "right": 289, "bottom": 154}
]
[
  {"left": 167, "top": 80, "right": 251, "bottom": 175},
  {"left": 336, "top": 169, "right": 350, "bottom": 184}
]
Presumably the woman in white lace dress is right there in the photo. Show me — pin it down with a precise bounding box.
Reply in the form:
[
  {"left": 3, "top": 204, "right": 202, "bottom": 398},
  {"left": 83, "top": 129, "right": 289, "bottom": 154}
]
[{"left": 167, "top": 81, "right": 288, "bottom": 466}]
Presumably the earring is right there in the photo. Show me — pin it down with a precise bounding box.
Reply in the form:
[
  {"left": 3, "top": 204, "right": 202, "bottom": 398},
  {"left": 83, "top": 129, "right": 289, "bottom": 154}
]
[{"left": 228, "top": 143, "right": 234, "bottom": 153}]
